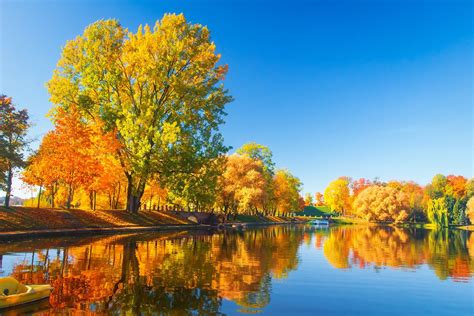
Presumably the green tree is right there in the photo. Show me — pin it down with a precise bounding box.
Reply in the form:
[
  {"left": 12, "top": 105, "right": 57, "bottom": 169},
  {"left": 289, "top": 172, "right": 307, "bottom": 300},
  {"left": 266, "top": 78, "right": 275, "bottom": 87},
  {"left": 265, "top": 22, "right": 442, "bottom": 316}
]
[
  {"left": 427, "top": 197, "right": 448, "bottom": 227},
  {"left": 47, "top": 15, "right": 232, "bottom": 212},
  {"left": 429, "top": 174, "right": 447, "bottom": 199},
  {"left": 451, "top": 199, "right": 467, "bottom": 225},
  {"left": 236, "top": 142, "right": 275, "bottom": 175},
  {"left": 0, "top": 95, "right": 30, "bottom": 207}
]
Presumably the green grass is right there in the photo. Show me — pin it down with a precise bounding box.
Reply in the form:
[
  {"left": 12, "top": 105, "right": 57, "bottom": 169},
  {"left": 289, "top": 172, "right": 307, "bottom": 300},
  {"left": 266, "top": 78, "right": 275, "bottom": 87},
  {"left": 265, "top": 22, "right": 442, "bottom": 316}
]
[{"left": 297, "top": 205, "right": 334, "bottom": 217}]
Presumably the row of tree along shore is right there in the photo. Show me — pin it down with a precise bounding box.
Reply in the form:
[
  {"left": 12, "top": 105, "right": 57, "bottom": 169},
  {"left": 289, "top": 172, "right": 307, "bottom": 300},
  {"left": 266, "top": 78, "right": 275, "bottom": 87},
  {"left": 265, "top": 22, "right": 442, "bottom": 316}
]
[
  {"left": 303, "top": 174, "right": 474, "bottom": 227},
  {"left": 1, "top": 14, "right": 472, "bottom": 229}
]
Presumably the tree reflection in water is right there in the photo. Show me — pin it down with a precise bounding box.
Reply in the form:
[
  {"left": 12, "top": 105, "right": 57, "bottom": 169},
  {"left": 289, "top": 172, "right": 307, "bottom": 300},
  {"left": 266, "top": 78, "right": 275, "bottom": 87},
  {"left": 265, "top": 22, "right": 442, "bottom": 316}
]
[
  {"left": 322, "top": 226, "right": 473, "bottom": 281},
  {"left": 3, "top": 225, "right": 473, "bottom": 314}
]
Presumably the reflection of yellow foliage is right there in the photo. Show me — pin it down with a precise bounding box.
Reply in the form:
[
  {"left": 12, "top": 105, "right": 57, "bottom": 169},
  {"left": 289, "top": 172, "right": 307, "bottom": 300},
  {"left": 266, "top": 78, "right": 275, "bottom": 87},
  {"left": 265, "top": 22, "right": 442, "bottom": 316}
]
[{"left": 319, "top": 226, "right": 473, "bottom": 281}]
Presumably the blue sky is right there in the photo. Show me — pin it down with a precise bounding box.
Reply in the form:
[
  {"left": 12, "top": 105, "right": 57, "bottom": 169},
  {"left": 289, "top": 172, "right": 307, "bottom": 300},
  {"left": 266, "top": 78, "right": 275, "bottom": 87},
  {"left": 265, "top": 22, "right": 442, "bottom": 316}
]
[{"left": 1, "top": 0, "right": 472, "bottom": 197}]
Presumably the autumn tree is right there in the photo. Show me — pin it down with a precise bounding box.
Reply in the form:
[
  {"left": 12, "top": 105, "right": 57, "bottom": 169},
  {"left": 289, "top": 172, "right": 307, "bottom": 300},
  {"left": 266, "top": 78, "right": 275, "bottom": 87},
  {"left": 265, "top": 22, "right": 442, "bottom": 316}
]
[
  {"left": 353, "top": 185, "right": 410, "bottom": 222},
  {"left": 273, "top": 170, "right": 302, "bottom": 215},
  {"left": 236, "top": 143, "right": 276, "bottom": 212},
  {"left": 446, "top": 175, "right": 467, "bottom": 199},
  {"left": 22, "top": 132, "right": 62, "bottom": 207},
  {"left": 142, "top": 177, "right": 168, "bottom": 211},
  {"left": 387, "top": 181, "right": 425, "bottom": 222},
  {"left": 48, "top": 14, "right": 232, "bottom": 213},
  {"left": 216, "top": 154, "right": 266, "bottom": 217},
  {"left": 466, "top": 196, "right": 474, "bottom": 224},
  {"left": 236, "top": 143, "right": 275, "bottom": 175},
  {"left": 466, "top": 178, "right": 474, "bottom": 198},
  {"left": 21, "top": 152, "right": 47, "bottom": 208},
  {"left": 350, "top": 178, "right": 372, "bottom": 197},
  {"left": 44, "top": 107, "right": 99, "bottom": 209},
  {"left": 0, "top": 95, "right": 30, "bottom": 207},
  {"left": 304, "top": 193, "right": 314, "bottom": 206},
  {"left": 324, "top": 177, "right": 351, "bottom": 214},
  {"left": 314, "top": 192, "right": 324, "bottom": 206}
]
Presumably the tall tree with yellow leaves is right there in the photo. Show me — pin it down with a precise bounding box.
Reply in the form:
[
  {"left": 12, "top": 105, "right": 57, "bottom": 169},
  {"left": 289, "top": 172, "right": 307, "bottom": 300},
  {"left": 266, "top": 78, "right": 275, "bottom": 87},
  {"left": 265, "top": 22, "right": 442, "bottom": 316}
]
[
  {"left": 324, "top": 177, "right": 351, "bottom": 215},
  {"left": 48, "top": 14, "right": 232, "bottom": 212}
]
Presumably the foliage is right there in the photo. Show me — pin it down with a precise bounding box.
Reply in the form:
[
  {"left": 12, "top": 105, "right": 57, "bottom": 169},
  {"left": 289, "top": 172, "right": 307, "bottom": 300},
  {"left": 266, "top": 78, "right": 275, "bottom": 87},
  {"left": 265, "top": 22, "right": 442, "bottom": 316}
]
[
  {"left": 314, "top": 192, "right": 324, "bottom": 206},
  {"left": 466, "top": 197, "right": 474, "bottom": 224},
  {"left": 353, "top": 185, "right": 410, "bottom": 222},
  {"left": 427, "top": 198, "right": 449, "bottom": 227},
  {"left": 236, "top": 142, "right": 275, "bottom": 175},
  {"left": 304, "top": 193, "right": 313, "bottom": 206},
  {"left": 273, "top": 169, "right": 302, "bottom": 215},
  {"left": 324, "top": 177, "right": 351, "bottom": 214},
  {"left": 465, "top": 178, "right": 474, "bottom": 198},
  {"left": 428, "top": 174, "right": 447, "bottom": 199},
  {"left": 216, "top": 154, "right": 267, "bottom": 216},
  {"left": 0, "top": 95, "right": 30, "bottom": 207},
  {"left": 47, "top": 14, "right": 232, "bottom": 212}
]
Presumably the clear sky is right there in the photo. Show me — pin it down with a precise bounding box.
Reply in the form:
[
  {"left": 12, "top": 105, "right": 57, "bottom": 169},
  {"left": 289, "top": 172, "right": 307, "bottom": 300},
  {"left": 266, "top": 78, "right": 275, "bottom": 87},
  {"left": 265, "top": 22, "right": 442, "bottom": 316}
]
[{"left": 1, "top": 0, "right": 472, "bottom": 198}]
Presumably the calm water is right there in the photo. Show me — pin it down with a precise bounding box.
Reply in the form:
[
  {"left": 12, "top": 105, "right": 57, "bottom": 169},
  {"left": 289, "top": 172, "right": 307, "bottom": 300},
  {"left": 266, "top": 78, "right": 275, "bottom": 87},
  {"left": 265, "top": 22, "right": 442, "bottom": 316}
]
[{"left": 0, "top": 225, "right": 472, "bottom": 315}]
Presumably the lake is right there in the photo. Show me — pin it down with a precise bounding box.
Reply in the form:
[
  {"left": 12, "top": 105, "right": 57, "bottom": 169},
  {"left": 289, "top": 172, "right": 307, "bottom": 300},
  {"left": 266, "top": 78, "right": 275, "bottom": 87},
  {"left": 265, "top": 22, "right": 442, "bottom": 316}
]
[{"left": 0, "top": 225, "right": 472, "bottom": 315}]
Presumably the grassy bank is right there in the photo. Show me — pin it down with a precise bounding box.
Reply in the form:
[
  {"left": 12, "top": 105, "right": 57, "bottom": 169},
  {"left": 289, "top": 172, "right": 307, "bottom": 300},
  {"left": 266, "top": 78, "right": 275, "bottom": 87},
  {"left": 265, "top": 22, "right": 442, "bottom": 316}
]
[
  {"left": 0, "top": 207, "right": 300, "bottom": 233},
  {"left": 0, "top": 207, "right": 191, "bottom": 232}
]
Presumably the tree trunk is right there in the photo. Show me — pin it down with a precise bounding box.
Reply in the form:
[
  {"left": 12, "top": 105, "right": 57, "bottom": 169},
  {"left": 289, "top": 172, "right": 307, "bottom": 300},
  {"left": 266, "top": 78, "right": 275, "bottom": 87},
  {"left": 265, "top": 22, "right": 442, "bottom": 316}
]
[
  {"left": 115, "top": 181, "right": 121, "bottom": 209},
  {"left": 51, "top": 182, "right": 56, "bottom": 208},
  {"left": 125, "top": 176, "right": 145, "bottom": 213},
  {"left": 66, "top": 183, "right": 74, "bottom": 209},
  {"left": 4, "top": 165, "right": 13, "bottom": 207},
  {"left": 108, "top": 192, "right": 112, "bottom": 209},
  {"left": 89, "top": 191, "right": 94, "bottom": 210},
  {"left": 93, "top": 191, "right": 97, "bottom": 211},
  {"left": 37, "top": 185, "right": 43, "bottom": 209}
]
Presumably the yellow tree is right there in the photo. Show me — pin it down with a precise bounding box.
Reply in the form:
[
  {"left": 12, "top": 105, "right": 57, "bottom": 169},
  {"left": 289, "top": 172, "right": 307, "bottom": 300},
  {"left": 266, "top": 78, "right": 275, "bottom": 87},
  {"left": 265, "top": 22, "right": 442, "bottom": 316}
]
[
  {"left": 142, "top": 178, "right": 168, "bottom": 211},
  {"left": 353, "top": 185, "right": 410, "bottom": 222},
  {"left": 466, "top": 196, "right": 474, "bottom": 224},
  {"left": 324, "top": 177, "right": 351, "bottom": 215},
  {"left": 236, "top": 143, "right": 275, "bottom": 213},
  {"left": 48, "top": 14, "right": 232, "bottom": 213},
  {"left": 273, "top": 170, "right": 302, "bottom": 216},
  {"left": 22, "top": 132, "right": 62, "bottom": 207},
  {"left": 21, "top": 152, "right": 47, "bottom": 208},
  {"left": 216, "top": 154, "right": 266, "bottom": 217}
]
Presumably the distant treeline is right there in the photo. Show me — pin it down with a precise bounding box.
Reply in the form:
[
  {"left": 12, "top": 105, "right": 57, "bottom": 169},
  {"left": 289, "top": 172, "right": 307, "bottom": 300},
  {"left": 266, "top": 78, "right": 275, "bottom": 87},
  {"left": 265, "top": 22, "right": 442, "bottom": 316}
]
[{"left": 304, "top": 175, "right": 473, "bottom": 226}]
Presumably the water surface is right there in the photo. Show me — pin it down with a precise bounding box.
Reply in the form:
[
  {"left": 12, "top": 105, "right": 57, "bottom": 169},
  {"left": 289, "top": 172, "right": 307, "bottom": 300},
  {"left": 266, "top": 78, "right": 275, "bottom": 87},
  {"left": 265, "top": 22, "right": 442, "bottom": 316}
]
[{"left": 0, "top": 225, "right": 472, "bottom": 315}]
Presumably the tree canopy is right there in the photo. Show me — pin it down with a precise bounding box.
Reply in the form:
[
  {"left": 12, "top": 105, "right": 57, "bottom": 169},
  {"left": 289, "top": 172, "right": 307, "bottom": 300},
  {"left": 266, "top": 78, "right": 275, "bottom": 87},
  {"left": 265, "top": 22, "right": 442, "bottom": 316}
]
[
  {"left": 0, "top": 95, "right": 30, "bottom": 207},
  {"left": 47, "top": 14, "right": 232, "bottom": 212}
]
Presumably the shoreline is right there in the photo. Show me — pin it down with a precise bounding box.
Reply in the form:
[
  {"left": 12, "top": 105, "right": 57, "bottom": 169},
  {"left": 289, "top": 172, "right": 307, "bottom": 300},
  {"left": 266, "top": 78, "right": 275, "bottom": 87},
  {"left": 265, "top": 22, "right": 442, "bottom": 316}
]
[
  {"left": 0, "top": 221, "right": 298, "bottom": 241},
  {"left": 0, "top": 207, "right": 301, "bottom": 240}
]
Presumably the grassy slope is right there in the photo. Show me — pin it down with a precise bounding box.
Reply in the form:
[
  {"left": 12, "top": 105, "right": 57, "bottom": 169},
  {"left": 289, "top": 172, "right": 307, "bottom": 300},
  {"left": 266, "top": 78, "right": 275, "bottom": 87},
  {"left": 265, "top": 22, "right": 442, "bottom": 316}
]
[
  {"left": 0, "top": 207, "right": 192, "bottom": 232},
  {"left": 0, "top": 207, "right": 300, "bottom": 232},
  {"left": 297, "top": 205, "right": 334, "bottom": 217}
]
